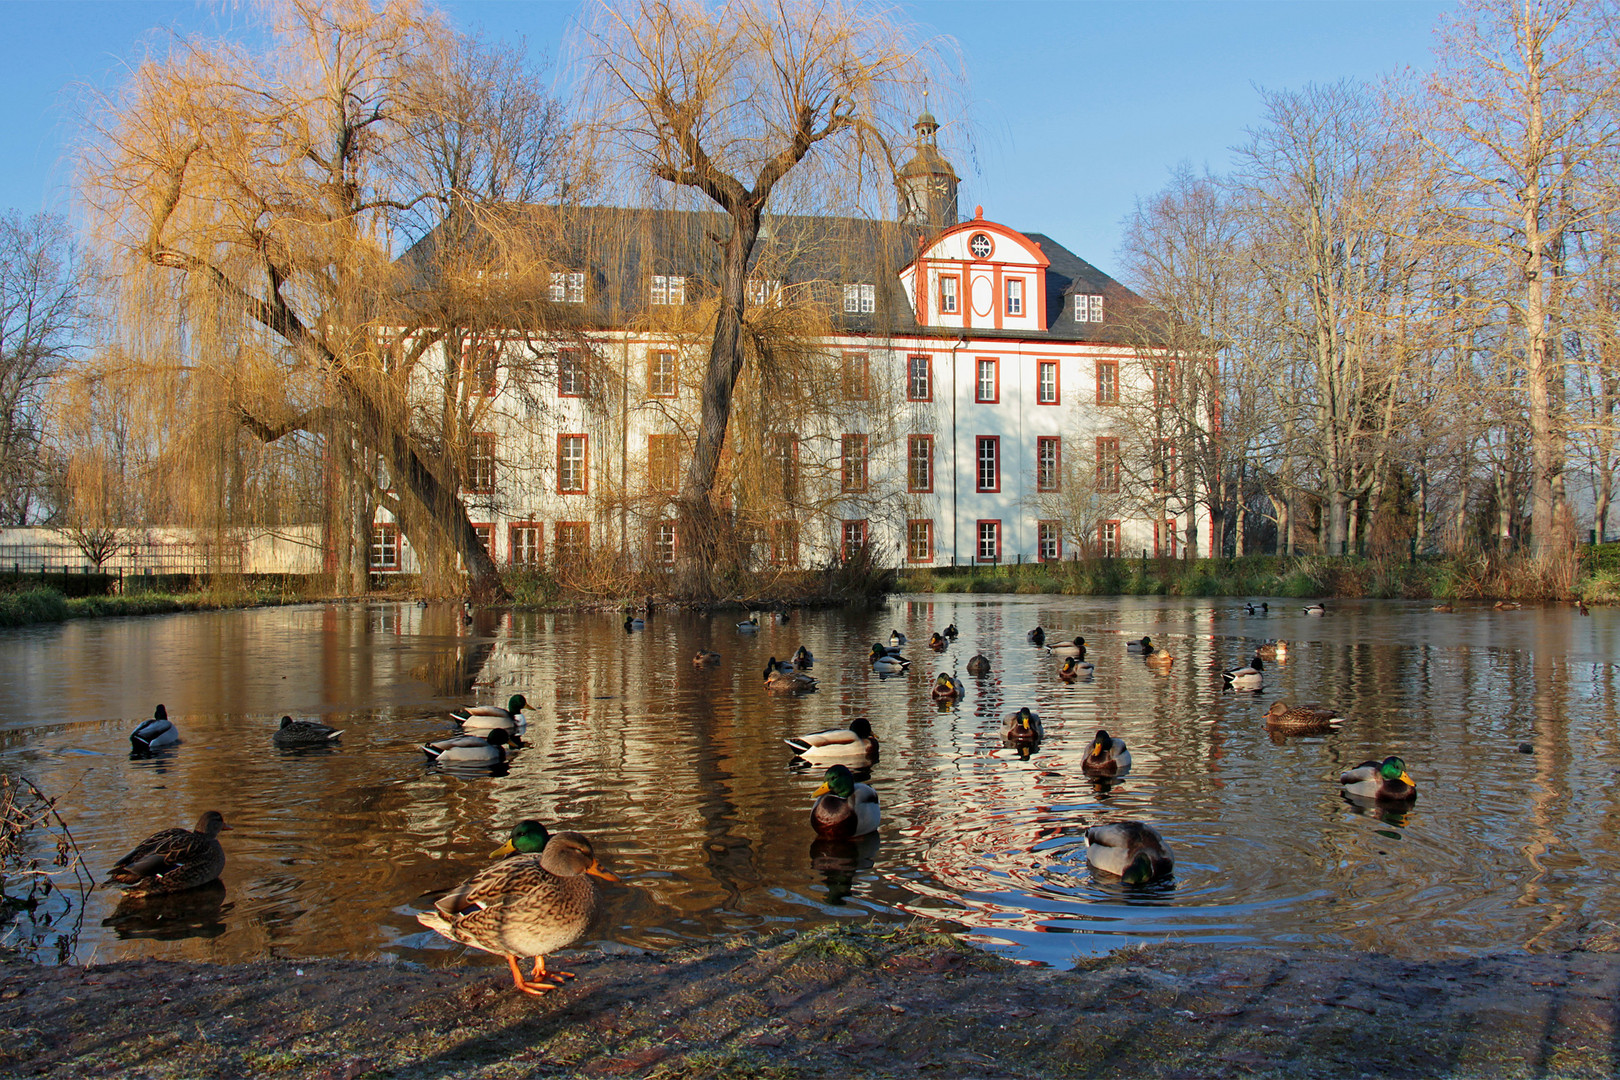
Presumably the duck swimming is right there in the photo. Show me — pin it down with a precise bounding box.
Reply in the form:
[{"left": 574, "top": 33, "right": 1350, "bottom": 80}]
[
  {"left": 784, "top": 717, "right": 878, "bottom": 761},
  {"left": 810, "top": 764, "right": 880, "bottom": 839},
  {"left": 692, "top": 649, "right": 721, "bottom": 666},
  {"left": 130, "top": 705, "right": 179, "bottom": 753},
  {"left": 1028, "top": 626, "right": 1046, "bottom": 647},
  {"left": 791, "top": 645, "right": 814, "bottom": 668},
  {"left": 452, "top": 694, "right": 529, "bottom": 740},
  {"left": 1126, "top": 636, "right": 1155, "bottom": 654},
  {"left": 966, "top": 653, "right": 991, "bottom": 676},
  {"left": 763, "top": 658, "right": 818, "bottom": 693},
  {"left": 104, "top": 810, "right": 230, "bottom": 897},
  {"left": 1223, "top": 654, "right": 1264, "bottom": 691},
  {"left": 931, "top": 672, "right": 965, "bottom": 701},
  {"left": 870, "top": 644, "right": 911, "bottom": 673},
  {"left": 929, "top": 632, "right": 949, "bottom": 651},
  {"left": 1059, "top": 654, "right": 1094, "bottom": 681},
  {"left": 1047, "top": 635, "right": 1086, "bottom": 657},
  {"left": 420, "top": 728, "right": 512, "bottom": 766},
  {"left": 273, "top": 715, "right": 343, "bottom": 747},
  {"left": 1303, "top": 602, "right": 1327, "bottom": 616},
  {"left": 1081, "top": 729, "right": 1132, "bottom": 777},
  {"left": 1002, "top": 706, "right": 1044, "bottom": 747},
  {"left": 1084, "top": 822, "right": 1173, "bottom": 883},
  {"left": 1264, "top": 701, "right": 1343, "bottom": 733},
  {"left": 1340, "top": 756, "right": 1417, "bottom": 802}
]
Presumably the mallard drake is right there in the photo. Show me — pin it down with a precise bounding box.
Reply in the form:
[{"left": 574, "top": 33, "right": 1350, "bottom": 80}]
[
  {"left": 273, "top": 715, "right": 343, "bottom": 747},
  {"left": 810, "top": 764, "right": 880, "bottom": 839},
  {"left": 1126, "top": 636, "right": 1154, "bottom": 654},
  {"left": 1002, "top": 706, "right": 1044, "bottom": 746},
  {"left": 1303, "top": 602, "right": 1327, "bottom": 615},
  {"left": 104, "top": 810, "right": 230, "bottom": 897},
  {"left": 1046, "top": 635, "right": 1086, "bottom": 657},
  {"left": 623, "top": 615, "right": 645, "bottom": 632},
  {"left": 1223, "top": 654, "right": 1264, "bottom": 691},
  {"left": 943, "top": 623, "right": 959, "bottom": 639},
  {"left": 420, "top": 728, "right": 512, "bottom": 765},
  {"left": 417, "top": 831, "right": 618, "bottom": 996},
  {"left": 931, "top": 672, "right": 964, "bottom": 701},
  {"left": 966, "top": 653, "right": 991, "bottom": 676},
  {"left": 869, "top": 644, "right": 911, "bottom": 672},
  {"left": 452, "top": 694, "right": 529, "bottom": 740},
  {"left": 1340, "top": 756, "right": 1417, "bottom": 802},
  {"left": 764, "top": 658, "right": 818, "bottom": 693},
  {"left": 489, "top": 819, "right": 550, "bottom": 858},
  {"left": 785, "top": 717, "right": 878, "bottom": 761},
  {"left": 1028, "top": 626, "right": 1046, "bottom": 647},
  {"left": 1254, "top": 640, "right": 1288, "bottom": 660},
  {"left": 1265, "top": 701, "right": 1343, "bottom": 733},
  {"left": 737, "top": 614, "right": 760, "bottom": 633},
  {"left": 791, "top": 645, "right": 814, "bottom": 668},
  {"left": 929, "top": 632, "right": 949, "bottom": 651},
  {"left": 130, "top": 705, "right": 179, "bottom": 753},
  {"left": 1081, "top": 729, "right": 1132, "bottom": 776},
  {"left": 1059, "top": 654, "right": 1094, "bottom": 681},
  {"left": 692, "top": 649, "right": 722, "bottom": 667},
  {"left": 889, "top": 629, "right": 907, "bottom": 648},
  {"left": 1084, "top": 821, "right": 1173, "bottom": 883}
]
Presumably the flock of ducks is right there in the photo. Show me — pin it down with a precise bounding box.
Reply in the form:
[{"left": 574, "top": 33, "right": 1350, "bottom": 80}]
[{"left": 104, "top": 595, "right": 1428, "bottom": 992}]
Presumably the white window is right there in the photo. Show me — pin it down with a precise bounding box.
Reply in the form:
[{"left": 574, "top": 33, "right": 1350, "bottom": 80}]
[
  {"left": 976, "top": 357, "right": 998, "bottom": 402},
  {"left": 940, "top": 275, "right": 959, "bottom": 314},
  {"left": 551, "top": 271, "right": 585, "bottom": 303},
  {"left": 1039, "top": 521, "right": 1062, "bottom": 561},
  {"left": 651, "top": 275, "right": 685, "bottom": 305},
  {"left": 977, "top": 520, "right": 1000, "bottom": 562},
  {"left": 653, "top": 521, "right": 677, "bottom": 566},
  {"left": 558, "top": 434, "right": 588, "bottom": 494},
  {"left": 746, "top": 279, "right": 781, "bottom": 306},
  {"left": 843, "top": 283, "right": 875, "bottom": 314},
  {"left": 1076, "top": 293, "right": 1103, "bottom": 323},
  {"left": 370, "top": 523, "right": 399, "bottom": 570},
  {"left": 1038, "top": 360, "right": 1058, "bottom": 404},
  {"left": 1006, "top": 278, "right": 1023, "bottom": 316},
  {"left": 648, "top": 350, "right": 677, "bottom": 397}
]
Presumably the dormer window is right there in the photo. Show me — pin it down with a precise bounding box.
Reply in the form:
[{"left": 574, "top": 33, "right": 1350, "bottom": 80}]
[
  {"left": 842, "top": 283, "right": 875, "bottom": 314},
  {"left": 650, "top": 275, "right": 685, "bottom": 305},
  {"left": 746, "top": 279, "right": 781, "bottom": 306},
  {"left": 550, "top": 271, "right": 585, "bottom": 303},
  {"left": 1076, "top": 293, "right": 1104, "bottom": 323}
]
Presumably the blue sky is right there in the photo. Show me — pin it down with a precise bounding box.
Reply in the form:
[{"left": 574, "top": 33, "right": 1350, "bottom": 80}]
[{"left": 4, "top": 0, "right": 1447, "bottom": 275}]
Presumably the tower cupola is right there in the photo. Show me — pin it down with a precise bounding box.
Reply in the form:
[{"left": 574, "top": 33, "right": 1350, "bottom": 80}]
[{"left": 896, "top": 102, "right": 958, "bottom": 228}]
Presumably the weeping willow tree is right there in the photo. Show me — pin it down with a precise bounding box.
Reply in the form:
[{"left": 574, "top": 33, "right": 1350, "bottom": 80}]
[
  {"left": 579, "top": 0, "right": 959, "bottom": 594},
  {"left": 79, "top": 0, "right": 575, "bottom": 598}
]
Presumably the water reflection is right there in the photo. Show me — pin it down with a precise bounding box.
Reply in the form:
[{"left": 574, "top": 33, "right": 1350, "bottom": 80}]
[
  {"left": 1, "top": 597, "right": 1618, "bottom": 968},
  {"left": 103, "top": 882, "right": 230, "bottom": 942}
]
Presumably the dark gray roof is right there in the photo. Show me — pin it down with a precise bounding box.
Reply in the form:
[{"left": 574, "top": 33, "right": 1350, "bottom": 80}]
[{"left": 398, "top": 206, "right": 1148, "bottom": 344}]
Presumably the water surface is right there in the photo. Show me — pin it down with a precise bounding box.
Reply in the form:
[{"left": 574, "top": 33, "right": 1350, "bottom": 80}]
[{"left": 2, "top": 595, "right": 1616, "bottom": 968}]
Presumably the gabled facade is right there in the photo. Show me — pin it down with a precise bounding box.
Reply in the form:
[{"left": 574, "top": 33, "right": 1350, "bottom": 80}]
[{"left": 376, "top": 123, "right": 1206, "bottom": 576}]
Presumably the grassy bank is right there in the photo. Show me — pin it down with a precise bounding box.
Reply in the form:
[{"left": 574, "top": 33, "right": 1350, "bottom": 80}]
[
  {"left": 899, "top": 549, "right": 1612, "bottom": 603},
  {"left": 0, "top": 580, "right": 320, "bottom": 629}
]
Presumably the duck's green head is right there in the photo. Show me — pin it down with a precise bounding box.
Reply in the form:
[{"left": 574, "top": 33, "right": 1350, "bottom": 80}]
[
  {"left": 490, "top": 819, "right": 550, "bottom": 859},
  {"left": 935, "top": 672, "right": 954, "bottom": 689},
  {"left": 1091, "top": 729, "right": 1111, "bottom": 754},
  {"left": 813, "top": 764, "right": 857, "bottom": 800},
  {"left": 1017, "top": 707, "right": 1036, "bottom": 731},
  {"left": 870, "top": 643, "right": 887, "bottom": 660},
  {"left": 1062, "top": 656, "right": 1078, "bottom": 672},
  {"left": 1380, "top": 756, "right": 1412, "bottom": 785},
  {"left": 506, "top": 694, "right": 528, "bottom": 713}
]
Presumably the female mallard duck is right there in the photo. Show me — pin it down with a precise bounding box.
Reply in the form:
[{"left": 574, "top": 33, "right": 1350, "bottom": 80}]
[
  {"left": 421, "top": 728, "right": 512, "bottom": 766},
  {"left": 1028, "top": 626, "right": 1046, "bottom": 647},
  {"left": 810, "top": 764, "right": 880, "bottom": 839},
  {"left": 1432, "top": 603, "right": 1454, "bottom": 613},
  {"left": 889, "top": 629, "right": 907, "bottom": 648},
  {"left": 929, "top": 632, "right": 949, "bottom": 651},
  {"left": 791, "top": 645, "right": 814, "bottom": 669},
  {"left": 869, "top": 644, "right": 911, "bottom": 673},
  {"left": 785, "top": 717, "right": 878, "bottom": 761},
  {"left": 1265, "top": 701, "right": 1343, "bottom": 733},
  {"left": 1303, "top": 602, "right": 1327, "bottom": 616},
  {"left": 1059, "top": 654, "right": 1094, "bottom": 682},
  {"left": 1254, "top": 640, "right": 1288, "bottom": 661},
  {"left": 1143, "top": 647, "right": 1173, "bottom": 670},
  {"left": 737, "top": 613, "right": 760, "bottom": 633},
  {"left": 417, "top": 830, "right": 618, "bottom": 997},
  {"left": 1340, "top": 756, "right": 1417, "bottom": 802},
  {"left": 1047, "top": 635, "right": 1086, "bottom": 657},
  {"left": 1002, "top": 706, "right": 1044, "bottom": 746},
  {"left": 1126, "top": 636, "right": 1154, "bottom": 654},
  {"left": 623, "top": 615, "right": 645, "bottom": 632},
  {"left": 104, "top": 810, "right": 230, "bottom": 897},
  {"left": 764, "top": 658, "right": 818, "bottom": 693},
  {"left": 944, "top": 623, "right": 959, "bottom": 639},
  {"left": 273, "top": 715, "right": 343, "bottom": 747},
  {"left": 130, "top": 704, "right": 179, "bottom": 753},
  {"left": 966, "top": 653, "right": 991, "bottom": 676},
  {"left": 1084, "top": 821, "right": 1173, "bottom": 883},
  {"left": 1493, "top": 600, "right": 1522, "bottom": 610},
  {"left": 931, "top": 672, "right": 964, "bottom": 701},
  {"left": 1081, "top": 729, "right": 1132, "bottom": 776},
  {"left": 692, "top": 649, "right": 721, "bottom": 667},
  {"left": 1223, "top": 654, "right": 1264, "bottom": 691},
  {"left": 452, "top": 694, "right": 529, "bottom": 740}
]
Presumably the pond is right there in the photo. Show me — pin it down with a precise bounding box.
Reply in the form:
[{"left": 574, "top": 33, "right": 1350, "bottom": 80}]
[{"left": 2, "top": 595, "right": 1617, "bottom": 970}]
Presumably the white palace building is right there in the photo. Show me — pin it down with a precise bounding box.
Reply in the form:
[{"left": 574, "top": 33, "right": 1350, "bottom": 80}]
[{"left": 373, "top": 113, "right": 1204, "bottom": 576}]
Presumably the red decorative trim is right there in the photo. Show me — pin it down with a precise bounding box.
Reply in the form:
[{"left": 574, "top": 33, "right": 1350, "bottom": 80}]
[
  {"left": 906, "top": 518, "right": 935, "bottom": 563},
  {"left": 1036, "top": 436, "right": 1061, "bottom": 492},
  {"left": 975, "top": 356, "right": 1000, "bottom": 404},
  {"left": 975, "top": 519, "right": 1002, "bottom": 563},
  {"left": 975, "top": 436, "right": 1001, "bottom": 493},
  {"left": 1095, "top": 358, "right": 1119, "bottom": 405},
  {"left": 646, "top": 349, "right": 678, "bottom": 399},
  {"left": 1037, "top": 359, "right": 1060, "bottom": 405},
  {"left": 907, "top": 353, "right": 933, "bottom": 402}
]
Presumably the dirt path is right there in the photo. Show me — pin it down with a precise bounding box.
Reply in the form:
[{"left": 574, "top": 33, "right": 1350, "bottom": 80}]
[{"left": 5, "top": 927, "right": 1619, "bottom": 1079}]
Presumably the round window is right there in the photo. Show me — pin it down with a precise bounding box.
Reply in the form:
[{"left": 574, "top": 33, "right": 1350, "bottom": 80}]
[{"left": 969, "top": 232, "right": 993, "bottom": 259}]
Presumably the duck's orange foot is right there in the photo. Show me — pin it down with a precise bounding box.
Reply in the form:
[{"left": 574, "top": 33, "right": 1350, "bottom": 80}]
[{"left": 530, "top": 956, "right": 577, "bottom": 982}]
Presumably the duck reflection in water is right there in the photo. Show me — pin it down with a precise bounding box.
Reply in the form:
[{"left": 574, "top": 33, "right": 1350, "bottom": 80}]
[
  {"left": 809, "top": 833, "right": 881, "bottom": 905},
  {"left": 1340, "top": 791, "right": 1414, "bottom": 828},
  {"left": 103, "top": 881, "right": 230, "bottom": 942}
]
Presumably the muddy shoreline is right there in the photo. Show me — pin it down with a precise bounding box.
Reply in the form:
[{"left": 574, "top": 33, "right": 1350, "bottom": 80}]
[{"left": 6, "top": 927, "right": 1620, "bottom": 1078}]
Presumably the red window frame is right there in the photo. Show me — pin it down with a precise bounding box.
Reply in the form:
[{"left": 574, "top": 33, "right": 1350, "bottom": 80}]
[
  {"left": 1154, "top": 438, "right": 1178, "bottom": 494},
  {"left": 771, "top": 520, "right": 799, "bottom": 567},
  {"left": 1099, "top": 519, "right": 1121, "bottom": 558},
  {"left": 841, "top": 519, "right": 869, "bottom": 563},
  {"left": 507, "top": 522, "right": 543, "bottom": 567},
  {"left": 975, "top": 436, "right": 1000, "bottom": 493},
  {"left": 939, "top": 274, "right": 959, "bottom": 314},
  {"left": 842, "top": 351, "right": 870, "bottom": 401},
  {"left": 1156, "top": 519, "right": 1179, "bottom": 558},
  {"left": 1036, "top": 436, "right": 1061, "bottom": 492},
  {"left": 555, "top": 521, "right": 589, "bottom": 562},
  {"left": 770, "top": 432, "right": 800, "bottom": 502},
  {"left": 907, "top": 434, "right": 934, "bottom": 493},
  {"left": 907, "top": 519, "right": 934, "bottom": 563},
  {"left": 467, "top": 432, "right": 497, "bottom": 494},
  {"left": 652, "top": 520, "right": 678, "bottom": 566},
  {"left": 647, "top": 433, "right": 680, "bottom": 495},
  {"left": 471, "top": 523, "right": 493, "bottom": 557},
  {"left": 1038, "top": 520, "right": 1063, "bottom": 562},
  {"left": 976, "top": 519, "right": 1002, "bottom": 564},
  {"left": 558, "top": 347, "right": 587, "bottom": 397},
  {"left": 1096, "top": 359, "right": 1119, "bottom": 405},
  {"left": 647, "top": 349, "right": 678, "bottom": 398},
  {"left": 975, "top": 356, "right": 1000, "bottom": 403},
  {"left": 1005, "top": 276, "right": 1024, "bottom": 316},
  {"left": 557, "top": 433, "right": 589, "bottom": 494},
  {"left": 907, "top": 353, "right": 933, "bottom": 402},
  {"left": 1095, "top": 436, "right": 1121, "bottom": 494},
  {"left": 463, "top": 336, "right": 498, "bottom": 396},
  {"left": 841, "top": 433, "right": 869, "bottom": 493},
  {"left": 1037, "top": 360, "right": 1060, "bottom": 404}
]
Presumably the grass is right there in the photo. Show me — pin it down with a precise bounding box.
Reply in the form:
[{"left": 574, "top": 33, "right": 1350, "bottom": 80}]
[{"left": 0, "top": 579, "right": 320, "bottom": 628}]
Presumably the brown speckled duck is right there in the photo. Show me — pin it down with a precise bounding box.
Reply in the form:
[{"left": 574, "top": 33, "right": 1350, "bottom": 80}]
[{"left": 104, "top": 811, "right": 230, "bottom": 897}]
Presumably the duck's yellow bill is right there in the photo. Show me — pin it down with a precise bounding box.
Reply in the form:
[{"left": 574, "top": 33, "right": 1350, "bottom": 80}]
[
  {"left": 488, "top": 840, "right": 517, "bottom": 859},
  {"left": 587, "top": 861, "right": 620, "bottom": 882},
  {"left": 812, "top": 782, "right": 831, "bottom": 798}
]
